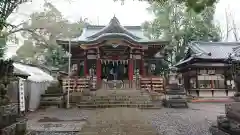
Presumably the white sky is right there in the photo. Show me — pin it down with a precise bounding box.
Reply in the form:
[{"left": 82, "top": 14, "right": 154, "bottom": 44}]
[{"left": 5, "top": 0, "right": 240, "bottom": 58}]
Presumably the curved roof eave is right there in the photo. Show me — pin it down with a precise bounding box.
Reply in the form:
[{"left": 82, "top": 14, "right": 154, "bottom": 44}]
[
  {"left": 79, "top": 33, "right": 167, "bottom": 44},
  {"left": 56, "top": 33, "right": 169, "bottom": 47}
]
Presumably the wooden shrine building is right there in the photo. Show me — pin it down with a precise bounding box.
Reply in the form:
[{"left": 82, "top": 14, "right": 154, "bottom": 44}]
[
  {"left": 56, "top": 16, "right": 167, "bottom": 89},
  {"left": 175, "top": 41, "right": 240, "bottom": 97}
]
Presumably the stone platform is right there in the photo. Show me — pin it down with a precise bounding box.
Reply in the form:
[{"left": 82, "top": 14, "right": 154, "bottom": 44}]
[{"left": 77, "top": 89, "right": 162, "bottom": 109}]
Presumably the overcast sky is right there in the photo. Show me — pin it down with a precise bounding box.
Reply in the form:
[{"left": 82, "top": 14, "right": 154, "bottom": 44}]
[{"left": 5, "top": 0, "right": 240, "bottom": 58}]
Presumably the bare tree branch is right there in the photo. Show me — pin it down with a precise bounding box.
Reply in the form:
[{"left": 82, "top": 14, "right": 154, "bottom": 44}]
[
  {"left": 232, "top": 17, "right": 239, "bottom": 41},
  {"left": 3, "top": 23, "right": 50, "bottom": 48},
  {"left": 224, "top": 8, "right": 230, "bottom": 41}
]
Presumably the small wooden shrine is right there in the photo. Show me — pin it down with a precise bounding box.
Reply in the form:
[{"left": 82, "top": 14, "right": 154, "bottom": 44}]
[
  {"left": 175, "top": 41, "right": 240, "bottom": 97},
  {"left": 57, "top": 16, "right": 167, "bottom": 90}
]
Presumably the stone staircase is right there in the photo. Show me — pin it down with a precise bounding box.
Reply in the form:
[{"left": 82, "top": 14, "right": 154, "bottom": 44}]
[{"left": 76, "top": 89, "right": 162, "bottom": 109}]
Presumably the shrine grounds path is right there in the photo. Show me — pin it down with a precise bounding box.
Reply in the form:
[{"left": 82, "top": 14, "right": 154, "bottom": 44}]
[{"left": 27, "top": 103, "right": 225, "bottom": 135}]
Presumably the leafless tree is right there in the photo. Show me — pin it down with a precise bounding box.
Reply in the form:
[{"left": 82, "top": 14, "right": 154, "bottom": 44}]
[{"left": 223, "top": 7, "right": 240, "bottom": 41}]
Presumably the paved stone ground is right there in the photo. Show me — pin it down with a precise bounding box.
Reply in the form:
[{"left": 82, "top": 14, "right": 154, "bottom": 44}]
[
  {"left": 27, "top": 103, "right": 225, "bottom": 135},
  {"left": 26, "top": 107, "right": 88, "bottom": 132},
  {"left": 80, "top": 108, "right": 158, "bottom": 135}
]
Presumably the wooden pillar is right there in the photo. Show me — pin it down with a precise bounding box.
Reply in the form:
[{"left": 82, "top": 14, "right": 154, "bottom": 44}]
[
  {"left": 141, "top": 51, "right": 145, "bottom": 77},
  {"left": 128, "top": 49, "right": 133, "bottom": 87},
  {"left": 195, "top": 68, "right": 199, "bottom": 88},
  {"left": 77, "top": 59, "right": 80, "bottom": 77},
  {"left": 84, "top": 50, "right": 88, "bottom": 76},
  {"left": 96, "top": 48, "right": 101, "bottom": 86}
]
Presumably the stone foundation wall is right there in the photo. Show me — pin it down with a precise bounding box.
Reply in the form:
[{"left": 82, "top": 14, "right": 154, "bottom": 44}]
[
  {"left": 0, "top": 119, "right": 26, "bottom": 135},
  {"left": 0, "top": 103, "right": 18, "bottom": 116},
  {"left": 0, "top": 103, "right": 19, "bottom": 129},
  {"left": 0, "top": 103, "right": 26, "bottom": 135}
]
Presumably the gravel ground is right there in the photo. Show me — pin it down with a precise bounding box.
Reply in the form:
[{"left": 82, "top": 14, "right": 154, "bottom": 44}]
[
  {"left": 143, "top": 103, "right": 225, "bottom": 135},
  {"left": 27, "top": 103, "right": 225, "bottom": 135}
]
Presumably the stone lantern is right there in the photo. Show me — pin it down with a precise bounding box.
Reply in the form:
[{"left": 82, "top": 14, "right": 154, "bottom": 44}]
[{"left": 163, "top": 67, "right": 188, "bottom": 108}]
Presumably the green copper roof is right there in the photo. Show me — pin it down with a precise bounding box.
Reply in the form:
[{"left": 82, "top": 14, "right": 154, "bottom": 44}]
[
  {"left": 189, "top": 41, "right": 240, "bottom": 59},
  {"left": 87, "top": 16, "right": 141, "bottom": 40},
  {"left": 175, "top": 41, "right": 240, "bottom": 67},
  {"left": 57, "top": 16, "right": 163, "bottom": 44}
]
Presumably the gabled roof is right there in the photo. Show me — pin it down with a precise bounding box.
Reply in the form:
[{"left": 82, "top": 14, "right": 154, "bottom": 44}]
[
  {"left": 189, "top": 41, "right": 240, "bottom": 59},
  {"left": 87, "top": 16, "right": 141, "bottom": 40},
  {"left": 75, "top": 16, "right": 148, "bottom": 42},
  {"left": 175, "top": 41, "right": 240, "bottom": 67},
  {"left": 77, "top": 24, "right": 148, "bottom": 41},
  {"left": 14, "top": 68, "right": 30, "bottom": 77},
  {"left": 13, "top": 63, "right": 54, "bottom": 82},
  {"left": 56, "top": 16, "right": 167, "bottom": 45}
]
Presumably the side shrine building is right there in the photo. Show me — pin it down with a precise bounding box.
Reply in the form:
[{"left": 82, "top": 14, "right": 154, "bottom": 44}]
[
  {"left": 175, "top": 41, "right": 240, "bottom": 97},
  {"left": 56, "top": 17, "right": 167, "bottom": 89}
]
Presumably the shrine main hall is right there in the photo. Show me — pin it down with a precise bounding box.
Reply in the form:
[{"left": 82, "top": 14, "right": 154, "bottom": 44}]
[{"left": 57, "top": 17, "right": 167, "bottom": 89}]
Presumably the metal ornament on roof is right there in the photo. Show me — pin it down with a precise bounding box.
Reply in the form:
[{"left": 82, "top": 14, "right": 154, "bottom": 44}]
[{"left": 112, "top": 44, "right": 119, "bottom": 48}]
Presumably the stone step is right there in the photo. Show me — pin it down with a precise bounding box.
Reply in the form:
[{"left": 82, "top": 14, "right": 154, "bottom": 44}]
[
  {"left": 78, "top": 101, "right": 153, "bottom": 105},
  {"left": 78, "top": 130, "right": 158, "bottom": 135},
  {"left": 81, "top": 96, "right": 151, "bottom": 99},
  {"left": 76, "top": 103, "right": 159, "bottom": 108},
  {"left": 81, "top": 95, "right": 150, "bottom": 99},
  {"left": 80, "top": 98, "right": 151, "bottom": 102},
  {"left": 139, "top": 106, "right": 162, "bottom": 109}
]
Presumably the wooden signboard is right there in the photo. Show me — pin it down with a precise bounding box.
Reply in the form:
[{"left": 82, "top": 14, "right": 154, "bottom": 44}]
[{"left": 18, "top": 78, "right": 25, "bottom": 112}]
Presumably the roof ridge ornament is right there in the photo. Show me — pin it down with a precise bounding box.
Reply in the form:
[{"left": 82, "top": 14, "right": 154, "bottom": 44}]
[{"left": 110, "top": 15, "right": 120, "bottom": 25}]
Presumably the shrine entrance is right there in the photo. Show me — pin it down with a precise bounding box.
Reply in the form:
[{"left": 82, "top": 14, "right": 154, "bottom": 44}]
[{"left": 101, "top": 61, "right": 129, "bottom": 81}]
